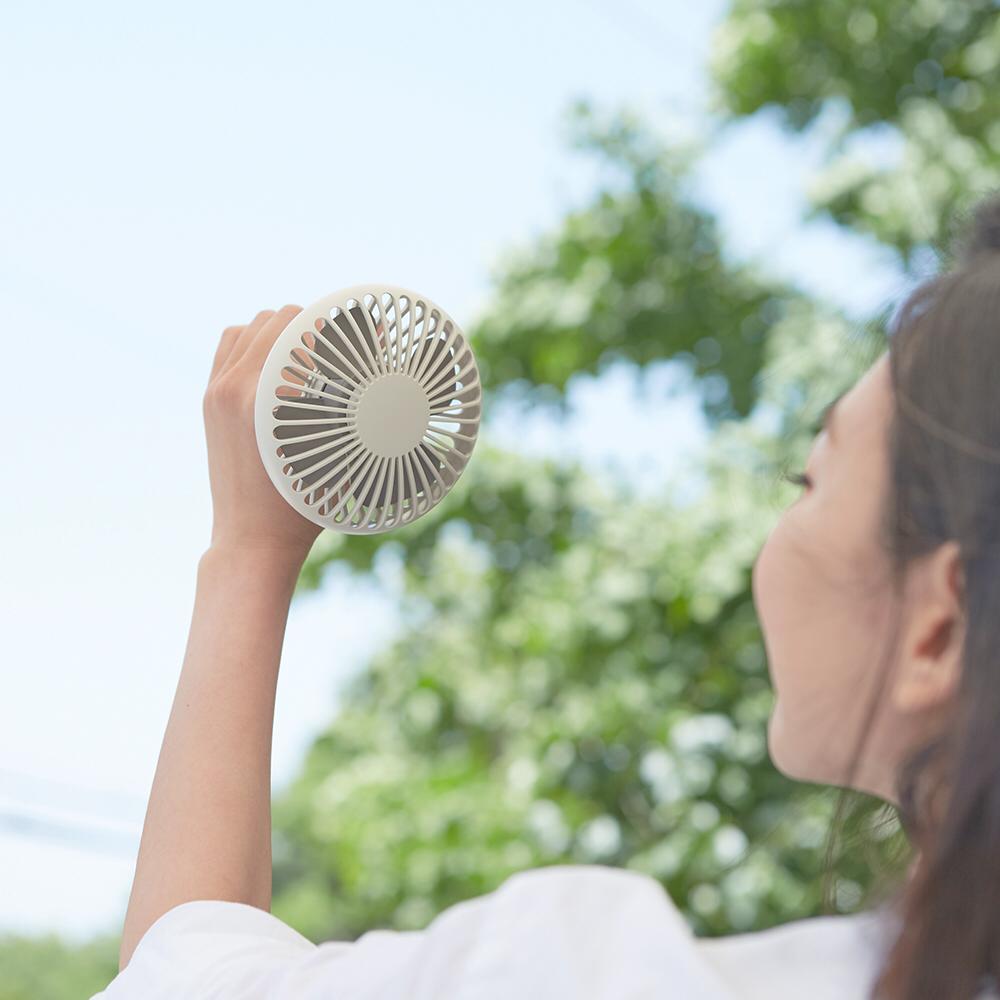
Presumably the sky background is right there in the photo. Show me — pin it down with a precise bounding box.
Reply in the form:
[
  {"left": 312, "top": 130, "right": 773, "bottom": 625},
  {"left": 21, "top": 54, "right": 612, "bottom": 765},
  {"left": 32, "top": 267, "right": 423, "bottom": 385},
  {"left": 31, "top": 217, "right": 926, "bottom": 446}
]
[{"left": 0, "top": 0, "right": 907, "bottom": 941}]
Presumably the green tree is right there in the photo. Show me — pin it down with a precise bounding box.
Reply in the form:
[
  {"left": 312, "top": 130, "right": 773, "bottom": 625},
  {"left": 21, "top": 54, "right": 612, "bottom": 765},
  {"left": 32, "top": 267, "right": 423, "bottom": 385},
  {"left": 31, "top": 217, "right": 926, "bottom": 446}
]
[
  {"left": 0, "top": 933, "right": 118, "bottom": 1000},
  {"left": 710, "top": 0, "right": 1000, "bottom": 263}
]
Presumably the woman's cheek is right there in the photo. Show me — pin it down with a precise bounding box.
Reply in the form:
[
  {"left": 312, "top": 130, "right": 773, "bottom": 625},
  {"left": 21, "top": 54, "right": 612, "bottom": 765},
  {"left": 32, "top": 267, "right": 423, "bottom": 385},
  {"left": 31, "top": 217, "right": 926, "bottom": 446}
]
[{"left": 751, "top": 519, "right": 790, "bottom": 666}]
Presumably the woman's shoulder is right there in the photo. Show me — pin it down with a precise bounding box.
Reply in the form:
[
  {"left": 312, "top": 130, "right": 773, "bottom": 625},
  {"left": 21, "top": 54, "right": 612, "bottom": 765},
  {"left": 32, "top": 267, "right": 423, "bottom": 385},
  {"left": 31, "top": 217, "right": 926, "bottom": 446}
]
[
  {"left": 508, "top": 866, "right": 898, "bottom": 1000},
  {"left": 430, "top": 862, "right": 739, "bottom": 998},
  {"left": 417, "top": 862, "right": 696, "bottom": 956},
  {"left": 695, "top": 902, "right": 894, "bottom": 1000},
  {"left": 467, "top": 861, "right": 708, "bottom": 937},
  {"left": 472, "top": 865, "right": 914, "bottom": 999}
]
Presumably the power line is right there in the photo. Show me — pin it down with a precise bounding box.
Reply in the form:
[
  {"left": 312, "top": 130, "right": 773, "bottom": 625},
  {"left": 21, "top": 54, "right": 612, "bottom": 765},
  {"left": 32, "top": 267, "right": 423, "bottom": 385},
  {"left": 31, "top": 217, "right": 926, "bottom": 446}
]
[
  {"left": 0, "top": 766, "right": 146, "bottom": 827},
  {"left": 0, "top": 804, "right": 139, "bottom": 858},
  {"left": 0, "top": 766, "right": 146, "bottom": 808}
]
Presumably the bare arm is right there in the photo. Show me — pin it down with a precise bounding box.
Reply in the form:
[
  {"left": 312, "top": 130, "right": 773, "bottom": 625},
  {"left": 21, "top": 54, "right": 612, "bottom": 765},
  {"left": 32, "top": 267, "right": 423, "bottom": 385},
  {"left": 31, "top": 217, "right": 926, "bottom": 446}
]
[{"left": 119, "top": 305, "right": 323, "bottom": 970}]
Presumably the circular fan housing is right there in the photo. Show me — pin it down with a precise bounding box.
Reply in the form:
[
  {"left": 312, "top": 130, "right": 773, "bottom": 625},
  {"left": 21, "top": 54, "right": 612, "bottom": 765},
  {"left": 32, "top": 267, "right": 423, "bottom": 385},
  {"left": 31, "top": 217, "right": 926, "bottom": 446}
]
[{"left": 254, "top": 284, "right": 481, "bottom": 535}]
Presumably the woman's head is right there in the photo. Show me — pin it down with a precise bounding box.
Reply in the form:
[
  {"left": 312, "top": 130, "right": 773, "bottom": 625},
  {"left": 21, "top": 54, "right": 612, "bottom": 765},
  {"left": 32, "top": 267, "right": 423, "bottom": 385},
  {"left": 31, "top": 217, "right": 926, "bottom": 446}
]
[
  {"left": 751, "top": 350, "right": 956, "bottom": 804},
  {"left": 753, "top": 190, "right": 1000, "bottom": 999}
]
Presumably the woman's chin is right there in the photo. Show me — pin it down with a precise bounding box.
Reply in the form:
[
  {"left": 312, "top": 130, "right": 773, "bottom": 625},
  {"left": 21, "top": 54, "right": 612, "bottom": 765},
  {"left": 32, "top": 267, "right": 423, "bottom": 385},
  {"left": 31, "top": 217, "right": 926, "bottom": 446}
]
[
  {"left": 766, "top": 700, "right": 785, "bottom": 770},
  {"left": 766, "top": 698, "right": 802, "bottom": 781}
]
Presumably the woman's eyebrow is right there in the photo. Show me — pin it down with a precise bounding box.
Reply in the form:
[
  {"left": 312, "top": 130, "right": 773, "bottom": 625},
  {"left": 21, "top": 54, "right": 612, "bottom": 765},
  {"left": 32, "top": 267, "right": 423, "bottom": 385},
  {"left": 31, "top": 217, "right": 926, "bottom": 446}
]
[{"left": 820, "top": 390, "right": 846, "bottom": 443}]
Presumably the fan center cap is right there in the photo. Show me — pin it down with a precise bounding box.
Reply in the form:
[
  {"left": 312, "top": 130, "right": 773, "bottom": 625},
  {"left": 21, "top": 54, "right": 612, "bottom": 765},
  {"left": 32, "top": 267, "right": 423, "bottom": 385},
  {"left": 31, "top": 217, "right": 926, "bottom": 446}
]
[{"left": 354, "top": 373, "right": 430, "bottom": 457}]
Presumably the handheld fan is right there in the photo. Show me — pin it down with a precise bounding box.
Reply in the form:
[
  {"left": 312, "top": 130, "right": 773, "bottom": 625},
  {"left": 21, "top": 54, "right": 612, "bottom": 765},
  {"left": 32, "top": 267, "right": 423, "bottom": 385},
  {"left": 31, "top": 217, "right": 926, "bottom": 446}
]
[{"left": 254, "top": 284, "right": 481, "bottom": 535}]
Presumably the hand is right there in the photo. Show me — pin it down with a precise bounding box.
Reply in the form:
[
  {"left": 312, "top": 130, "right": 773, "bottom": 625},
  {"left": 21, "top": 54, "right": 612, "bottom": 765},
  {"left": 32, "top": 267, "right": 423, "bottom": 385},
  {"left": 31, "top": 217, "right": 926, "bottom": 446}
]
[{"left": 203, "top": 305, "right": 324, "bottom": 559}]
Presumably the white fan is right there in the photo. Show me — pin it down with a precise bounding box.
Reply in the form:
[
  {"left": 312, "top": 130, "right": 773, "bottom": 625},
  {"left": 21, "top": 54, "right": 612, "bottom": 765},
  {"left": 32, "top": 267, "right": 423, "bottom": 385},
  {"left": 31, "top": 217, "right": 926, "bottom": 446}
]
[{"left": 254, "top": 284, "right": 482, "bottom": 535}]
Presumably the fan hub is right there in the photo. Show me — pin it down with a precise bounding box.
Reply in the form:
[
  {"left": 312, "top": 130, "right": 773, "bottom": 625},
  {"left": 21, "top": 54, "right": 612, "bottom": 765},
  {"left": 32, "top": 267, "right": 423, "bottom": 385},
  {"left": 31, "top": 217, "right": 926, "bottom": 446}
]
[{"left": 354, "top": 372, "right": 430, "bottom": 458}]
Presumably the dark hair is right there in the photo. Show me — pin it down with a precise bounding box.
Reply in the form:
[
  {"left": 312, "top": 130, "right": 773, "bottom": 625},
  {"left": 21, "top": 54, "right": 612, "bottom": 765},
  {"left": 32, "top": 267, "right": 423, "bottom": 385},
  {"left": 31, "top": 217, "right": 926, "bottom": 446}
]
[{"left": 836, "top": 190, "right": 1000, "bottom": 1000}]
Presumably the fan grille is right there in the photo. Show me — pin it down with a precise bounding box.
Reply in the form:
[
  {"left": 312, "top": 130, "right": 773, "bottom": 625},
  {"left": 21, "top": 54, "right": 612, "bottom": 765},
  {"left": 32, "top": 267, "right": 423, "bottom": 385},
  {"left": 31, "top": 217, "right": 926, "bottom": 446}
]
[{"left": 255, "top": 286, "right": 481, "bottom": 535}]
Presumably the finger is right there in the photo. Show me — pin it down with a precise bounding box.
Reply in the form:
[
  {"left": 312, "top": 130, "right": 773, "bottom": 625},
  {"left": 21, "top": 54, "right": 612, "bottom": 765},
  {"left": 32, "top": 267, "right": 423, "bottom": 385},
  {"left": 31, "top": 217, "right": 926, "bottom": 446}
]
[
  {"left": 221, "top": 309, "right": 277, "bottom": 375},
  {"left": 235, "top": 304, "right": 304, "bottom": 376},
  {"left": 210, "top": 325, "right": 244, "bottom": 383}
]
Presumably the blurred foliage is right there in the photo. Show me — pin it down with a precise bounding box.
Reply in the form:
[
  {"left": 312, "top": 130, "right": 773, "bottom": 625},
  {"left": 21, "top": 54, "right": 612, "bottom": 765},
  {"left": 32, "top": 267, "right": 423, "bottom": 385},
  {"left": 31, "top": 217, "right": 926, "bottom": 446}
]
[
  {"left": 0, "top": 933, "right": 118, "bottom": 1000},
  {"left": 709, "top": 0, "right": 1000, "bottom": 264},
  {"left": 468, "top": 101, "right": 781, "bottom": 423},
  {"left": 29, "top": 1, "right": 988, "bottom": 996}
]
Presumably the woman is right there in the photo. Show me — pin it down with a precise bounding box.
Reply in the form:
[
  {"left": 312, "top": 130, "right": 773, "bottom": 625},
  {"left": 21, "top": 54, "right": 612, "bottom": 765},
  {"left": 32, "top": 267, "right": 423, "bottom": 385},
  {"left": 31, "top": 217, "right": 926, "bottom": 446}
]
[{"left": 93, "top": 192, "right": 1000, "bottom": 1000}]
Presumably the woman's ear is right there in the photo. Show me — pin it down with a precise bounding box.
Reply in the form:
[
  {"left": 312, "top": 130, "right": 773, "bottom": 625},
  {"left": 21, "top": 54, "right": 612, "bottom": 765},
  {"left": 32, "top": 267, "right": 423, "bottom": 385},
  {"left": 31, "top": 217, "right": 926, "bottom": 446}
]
[{"left": 890, "top": 540, "right": 965, "bottom": 716}]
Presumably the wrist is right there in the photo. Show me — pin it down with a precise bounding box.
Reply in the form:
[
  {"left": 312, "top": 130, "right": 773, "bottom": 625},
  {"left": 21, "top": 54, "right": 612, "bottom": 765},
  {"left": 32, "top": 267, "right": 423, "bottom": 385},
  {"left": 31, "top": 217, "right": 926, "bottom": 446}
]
[{"left": 200, "top": 539, "right": 311, "bottom": 576}]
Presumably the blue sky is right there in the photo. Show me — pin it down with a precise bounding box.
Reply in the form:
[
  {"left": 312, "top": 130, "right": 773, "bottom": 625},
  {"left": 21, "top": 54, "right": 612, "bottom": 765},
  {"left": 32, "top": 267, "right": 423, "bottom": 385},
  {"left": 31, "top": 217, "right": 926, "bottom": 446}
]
[{"left": 0, "top": 0, "right": 905, "bottom": 940}]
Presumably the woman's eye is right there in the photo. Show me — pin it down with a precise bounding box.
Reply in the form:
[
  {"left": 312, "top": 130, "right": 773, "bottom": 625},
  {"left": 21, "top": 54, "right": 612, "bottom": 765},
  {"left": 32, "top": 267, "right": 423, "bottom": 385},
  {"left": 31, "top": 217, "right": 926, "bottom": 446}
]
[{"left": 781, "top": 470, "right": 812, "bottom": 490}]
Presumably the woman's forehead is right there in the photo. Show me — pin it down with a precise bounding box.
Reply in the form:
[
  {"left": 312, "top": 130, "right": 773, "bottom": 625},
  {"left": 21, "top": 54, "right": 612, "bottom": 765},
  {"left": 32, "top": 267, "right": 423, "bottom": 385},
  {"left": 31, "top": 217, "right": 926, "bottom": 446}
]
[{"left": 842, "top": 353, "right": 892, "bottom": 429}]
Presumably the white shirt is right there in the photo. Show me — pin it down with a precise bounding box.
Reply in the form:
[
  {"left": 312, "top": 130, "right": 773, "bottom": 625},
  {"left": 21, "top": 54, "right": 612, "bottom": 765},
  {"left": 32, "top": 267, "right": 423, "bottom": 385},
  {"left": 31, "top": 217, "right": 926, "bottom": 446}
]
[{"left": 91, "top": 863, "right": 902, "bottom": 999}]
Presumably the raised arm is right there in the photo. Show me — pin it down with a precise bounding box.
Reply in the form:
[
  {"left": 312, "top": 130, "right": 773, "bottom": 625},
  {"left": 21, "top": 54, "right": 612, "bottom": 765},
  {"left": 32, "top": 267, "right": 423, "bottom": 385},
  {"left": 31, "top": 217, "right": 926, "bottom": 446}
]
[{"left": 118, "top": 305, "right": 323, "bottom": 970}]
